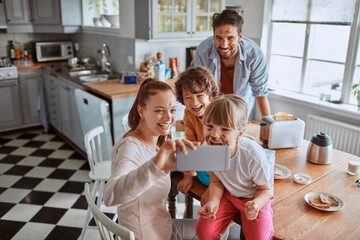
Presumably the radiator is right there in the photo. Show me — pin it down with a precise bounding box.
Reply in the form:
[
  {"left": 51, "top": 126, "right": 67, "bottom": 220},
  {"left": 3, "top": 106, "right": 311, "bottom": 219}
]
[{"left": 305, "top": 114, "right": 360, "bottom": 156}]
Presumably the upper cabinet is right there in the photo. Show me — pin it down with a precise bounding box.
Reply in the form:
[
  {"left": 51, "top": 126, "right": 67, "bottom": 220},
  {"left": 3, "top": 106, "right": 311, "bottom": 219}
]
[
  {"left": 135, "top": 0, "right": 225, "bottom": 40},
  {"left": 31, "top": 0, "right": 81, "bottom": 32},
  {"left": 4, "top": 0, "right": 81, "bottom": 33}
]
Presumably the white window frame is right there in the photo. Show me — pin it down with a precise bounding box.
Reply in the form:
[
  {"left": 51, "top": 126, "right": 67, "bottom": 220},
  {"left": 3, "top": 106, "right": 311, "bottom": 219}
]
[{"left": 265, "top": 0, "right": 360, "bottom": 105}]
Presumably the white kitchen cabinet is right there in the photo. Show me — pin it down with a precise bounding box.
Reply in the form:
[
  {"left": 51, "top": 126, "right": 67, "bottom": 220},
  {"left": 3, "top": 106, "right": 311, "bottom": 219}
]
[
  {"left": 4, "top": 0, "right": 31, "bottom": 24},
  {"left": 19, "top": 69, "right": 42, "bottom": 125},
  {"left": 31, "top": 0, "right": 82, "bottom": 33},
  {"left": 135, "top": 0, "right": 225, "bottom": 39},
  {"left": 43, "top": 73, "right": 61, "bottom": 130},
  {"left": 3, "top": 0, "right": 33, "bottom": 32},
  {"left": 0, "top": 80, "right": 22, "bottom": 131},
  {"left": 57, "top": 77, "right": 84, "bottom": 151},
  {"left": 4, "top": 0, "right": 81, "bottom": 33},
  {"left": 0, "top": 0, "right": 7, "bottom": 27}
]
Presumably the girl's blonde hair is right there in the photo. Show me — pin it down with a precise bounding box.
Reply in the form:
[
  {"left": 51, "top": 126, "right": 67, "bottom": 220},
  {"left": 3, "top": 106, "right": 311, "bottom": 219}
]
[{"left": 203, "top": 94, "right": 248, "bottom": 131}]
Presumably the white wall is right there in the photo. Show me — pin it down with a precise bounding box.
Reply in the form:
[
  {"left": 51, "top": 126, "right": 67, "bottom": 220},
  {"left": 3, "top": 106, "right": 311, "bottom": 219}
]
[
  {"left": 226, "top": 0, "right": 265, "bottom": 44},
  {"left": 76, "top": 33, "right": 136, "bottom": 72},
  {"left": 135, "top": 39, "right": 203, "bottom": 73}
]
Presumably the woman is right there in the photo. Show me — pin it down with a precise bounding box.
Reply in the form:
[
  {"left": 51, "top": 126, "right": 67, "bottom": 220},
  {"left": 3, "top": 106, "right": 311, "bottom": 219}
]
[{"left": 103, "top": 78, "right": 198, "bottom": 240}]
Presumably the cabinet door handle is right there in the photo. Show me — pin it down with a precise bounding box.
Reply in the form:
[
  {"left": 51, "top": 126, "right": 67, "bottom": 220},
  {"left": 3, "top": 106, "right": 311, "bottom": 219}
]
[
  {"left": 50, "top": 79, "right": 54, "bottom": 83},
  {"left": 53, "top": 110, "right": 57, "bottom": 114},
  {"left": 192, "top": 32, "right": 195, "bottom": 34},
  {"left": 187, "top": 32, "right": 191, "bottom": 34},
  {"left": 50, "top": 87, "right": 56, "bottom": 90},
  {"left": 65, "top": 86, "right": 71, "bottom": 91}
]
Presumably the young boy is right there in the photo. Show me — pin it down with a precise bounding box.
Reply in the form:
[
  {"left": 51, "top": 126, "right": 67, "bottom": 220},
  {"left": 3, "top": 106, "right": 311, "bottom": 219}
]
[{"left": 175, "top": 66, "right": 220, "bottom": 195}]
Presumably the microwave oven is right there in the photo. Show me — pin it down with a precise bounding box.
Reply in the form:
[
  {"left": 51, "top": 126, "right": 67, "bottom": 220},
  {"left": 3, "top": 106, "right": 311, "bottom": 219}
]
[{"left": 35, "top": 41, "right": 74, "bottom": 62}]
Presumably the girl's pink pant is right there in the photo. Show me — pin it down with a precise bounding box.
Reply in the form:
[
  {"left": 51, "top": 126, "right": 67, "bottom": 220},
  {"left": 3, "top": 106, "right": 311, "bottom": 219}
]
[{"left": 196, "top": 189, "right": 274, "bottom": 240}]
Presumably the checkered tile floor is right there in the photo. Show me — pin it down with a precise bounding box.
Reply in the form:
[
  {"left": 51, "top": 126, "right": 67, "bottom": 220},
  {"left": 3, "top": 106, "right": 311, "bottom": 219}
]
[{"left": 0, "top": 128, "right": 115, "bottom": 240}]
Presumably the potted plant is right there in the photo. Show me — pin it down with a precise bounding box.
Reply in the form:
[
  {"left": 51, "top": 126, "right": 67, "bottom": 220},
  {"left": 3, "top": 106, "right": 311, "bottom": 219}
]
[{"left": 351, "top": 82, "right": 360, "bottom": 107}]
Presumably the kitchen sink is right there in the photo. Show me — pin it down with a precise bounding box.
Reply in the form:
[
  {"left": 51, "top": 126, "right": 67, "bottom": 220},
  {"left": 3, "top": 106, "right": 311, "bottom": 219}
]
[
  {"left": 79, "top": 74, "right": 111, "bottom": 82},
  {"left": 68, "top": 69, "right": 99, "bottom": 77}
]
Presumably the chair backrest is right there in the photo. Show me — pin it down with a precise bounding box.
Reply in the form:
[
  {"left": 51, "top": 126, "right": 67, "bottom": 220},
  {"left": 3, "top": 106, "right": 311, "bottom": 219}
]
[
  {"left": 84, "top": 126, "right": 107, "bottom": 175},
  {"left": 121, "top": 113, "right": 130, "bottom": 133},
  {"left": 84, "top": 183, "right": 135, "bottom": 240}
]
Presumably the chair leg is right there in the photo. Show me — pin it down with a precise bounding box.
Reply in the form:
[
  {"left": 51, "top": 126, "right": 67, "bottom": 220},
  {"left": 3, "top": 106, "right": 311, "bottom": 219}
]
[
  {"left": 97, "top": 181, "right": 105, "bottom": 208},
  {"left": 79, "top": 181, "right": 100, "bottom": 240},
  {"left": 168, "top": 182, "right": 178, "bottom": 218},
  {"left": 185, "top": 195, "right": 193, "bottom": 218}
]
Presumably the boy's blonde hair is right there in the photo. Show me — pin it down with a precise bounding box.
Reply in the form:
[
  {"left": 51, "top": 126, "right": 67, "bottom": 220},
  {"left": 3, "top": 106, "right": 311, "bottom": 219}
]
[
  {"left": 203, "top": 94, "right": 248, "bottom": 131},
  {"left": 175, "top": 66, "right": 219, "bottom": 105}
]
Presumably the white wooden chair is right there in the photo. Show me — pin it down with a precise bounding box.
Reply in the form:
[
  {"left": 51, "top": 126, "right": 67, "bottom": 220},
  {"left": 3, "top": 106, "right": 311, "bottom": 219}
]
[
  {"left": 79, "top": 126, "right": 113, "bottom": 240},
  {"left": 121, "top": 113, "right": 130, "bottom": 133},
  {"left": 84, "top": 183, "right": 135, "bottom": 240}
]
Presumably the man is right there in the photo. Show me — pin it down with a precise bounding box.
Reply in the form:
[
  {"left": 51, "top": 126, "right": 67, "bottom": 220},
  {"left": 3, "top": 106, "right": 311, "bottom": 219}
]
[{"left": 194, "top": 9, "right": 271, "bottom": 117}]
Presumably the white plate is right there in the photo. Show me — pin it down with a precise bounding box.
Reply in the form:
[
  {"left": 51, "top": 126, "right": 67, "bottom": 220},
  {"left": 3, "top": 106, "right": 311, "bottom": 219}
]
[
  {"left": 274, "top": 164, "right": 291, "bottom": 179},
  {"left": 304, "top": 191, "right": 345, "bottom": 211}
]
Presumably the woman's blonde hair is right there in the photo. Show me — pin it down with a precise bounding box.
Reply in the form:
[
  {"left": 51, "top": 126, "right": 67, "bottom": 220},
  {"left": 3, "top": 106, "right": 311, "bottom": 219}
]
[
  {"left": 128, "top": 78, "right": 174, "bottom": 146},
  {"left": 203, "top": 94, "right": 248, "bottom": 131}
]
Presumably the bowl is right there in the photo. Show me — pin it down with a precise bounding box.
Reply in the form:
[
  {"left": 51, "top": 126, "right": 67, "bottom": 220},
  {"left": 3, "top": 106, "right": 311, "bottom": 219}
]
[
  {"left": 101, "top": 14, "right": 119, "bottom": 27},
  {"left": 68, "top": 57, "right": 78, "bottom": 65}
]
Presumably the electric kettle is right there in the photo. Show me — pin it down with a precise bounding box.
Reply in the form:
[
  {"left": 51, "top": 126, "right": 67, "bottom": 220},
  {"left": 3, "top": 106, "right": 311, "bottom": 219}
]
[{"left": 306, "top": 131, "right": 333, "bottom": 164}]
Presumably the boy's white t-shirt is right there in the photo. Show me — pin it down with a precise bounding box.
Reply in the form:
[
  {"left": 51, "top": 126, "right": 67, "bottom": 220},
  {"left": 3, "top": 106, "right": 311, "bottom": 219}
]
[{"left": 213, "top": 137, "right": 271, "bottom": 198}]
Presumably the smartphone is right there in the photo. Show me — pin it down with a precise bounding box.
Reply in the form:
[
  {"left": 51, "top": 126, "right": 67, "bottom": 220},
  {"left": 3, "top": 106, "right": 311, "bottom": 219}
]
[{"left": 176, "top": 145, "right": 230, "bottom": 171}]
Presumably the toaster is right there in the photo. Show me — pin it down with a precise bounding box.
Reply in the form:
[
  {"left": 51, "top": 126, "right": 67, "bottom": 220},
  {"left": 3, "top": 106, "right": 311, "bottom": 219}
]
[{"left": 260, "top": 116, "right": 305, "bottom": 149}]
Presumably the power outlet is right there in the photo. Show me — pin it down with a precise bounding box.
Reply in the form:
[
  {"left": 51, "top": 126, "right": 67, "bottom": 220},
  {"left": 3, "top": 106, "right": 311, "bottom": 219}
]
[{"left": 127, "top": 56, "right": 133, "bottom": 65}]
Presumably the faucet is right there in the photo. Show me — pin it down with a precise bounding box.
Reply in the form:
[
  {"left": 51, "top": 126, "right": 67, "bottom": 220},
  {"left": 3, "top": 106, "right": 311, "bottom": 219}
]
[{"left": 101, "top": 43, "right": 112, "bottom": 74}]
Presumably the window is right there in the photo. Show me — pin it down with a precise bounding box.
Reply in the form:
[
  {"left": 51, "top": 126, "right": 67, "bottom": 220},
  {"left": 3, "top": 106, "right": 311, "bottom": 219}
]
[
  {"left": 268, "top": 0, "right": 360, "bottom": 105},
  {"left": 82, "top": 0, "right": 120, "bottom": 27}
]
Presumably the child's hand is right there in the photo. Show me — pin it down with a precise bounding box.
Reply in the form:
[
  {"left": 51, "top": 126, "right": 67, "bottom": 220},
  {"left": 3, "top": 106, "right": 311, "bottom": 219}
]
[
  {"left": 177, "top": 175, "right": 193, "bottom": 194},
  {"left": 197, "top": 201, "right": 218, "bottom": 221},
  {"left": 245, "top": 200, "right": 260, "bottom": 220}
]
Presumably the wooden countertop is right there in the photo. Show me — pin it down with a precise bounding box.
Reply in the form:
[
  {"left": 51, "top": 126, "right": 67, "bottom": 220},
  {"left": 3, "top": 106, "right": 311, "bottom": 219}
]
[
  {"left": 16, "top": 61, "right": 67, "bottom": 70},
  {"left": 83, "top": 78, "right": 177, "bottom": 100}
]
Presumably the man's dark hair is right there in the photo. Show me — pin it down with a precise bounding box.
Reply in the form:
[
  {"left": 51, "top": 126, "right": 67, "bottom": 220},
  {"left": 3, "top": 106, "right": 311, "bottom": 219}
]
[{"left": 212, "top": 9, "right": 244, "bottom": 34}]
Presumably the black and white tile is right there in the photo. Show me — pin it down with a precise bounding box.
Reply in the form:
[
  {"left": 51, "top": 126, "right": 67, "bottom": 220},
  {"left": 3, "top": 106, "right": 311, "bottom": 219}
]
[{"left": 0, "top": 128, "right": 104, "bottom": 240}]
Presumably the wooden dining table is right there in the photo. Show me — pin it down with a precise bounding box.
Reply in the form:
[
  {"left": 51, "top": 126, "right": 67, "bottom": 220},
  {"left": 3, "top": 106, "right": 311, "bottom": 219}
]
[{"left": 169, "top": 121, "right": 360, "bottom": 239}]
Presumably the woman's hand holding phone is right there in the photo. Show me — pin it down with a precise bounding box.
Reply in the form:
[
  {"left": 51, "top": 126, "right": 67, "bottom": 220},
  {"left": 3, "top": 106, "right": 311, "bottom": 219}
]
[{"left": 153, "top": 139, "right": 199, "bottom": 174}]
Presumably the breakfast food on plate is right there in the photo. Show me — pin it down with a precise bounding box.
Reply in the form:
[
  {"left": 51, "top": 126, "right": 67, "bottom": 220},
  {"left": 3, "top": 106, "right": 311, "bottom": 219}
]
[
  {"left": 308, "top": 193, "right": 339, "bottom": 208},
  {"left": 319, "top": 193, "right": 339, "bottom": 206},
  {"left": 308, "top": 195, "right": 331, "bottom": 208},
  {"left": 273, "top": 112, "right": 297, "bottom": 121}
]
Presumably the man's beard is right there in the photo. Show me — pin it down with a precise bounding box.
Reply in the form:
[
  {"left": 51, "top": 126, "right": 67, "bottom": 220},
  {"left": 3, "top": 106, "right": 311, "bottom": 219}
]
[{"left": 217, "top": 47, "right": 238, "bottom": 59}]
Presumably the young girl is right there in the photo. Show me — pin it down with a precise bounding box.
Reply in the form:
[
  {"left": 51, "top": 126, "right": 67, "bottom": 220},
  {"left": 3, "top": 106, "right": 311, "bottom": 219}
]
[
  {"left": 103, "top": 79, "right": 198, "bottom": 240},
  {"left": 196, "top": 94, "right": 273, "bottom": 240},
  {"left": 175, "top": 66, "right": 219, "bottom": 194}
]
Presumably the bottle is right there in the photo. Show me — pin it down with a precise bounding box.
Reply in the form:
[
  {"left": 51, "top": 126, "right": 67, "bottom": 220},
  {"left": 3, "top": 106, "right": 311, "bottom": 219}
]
[
  {"left": 95, "top": 49, "right": 102, "bottom": 71},
  {"left": 8, "top": 41, "right": 15, "bottom": 62},
  {"left": 154, "top": 52, "right": 165, "bottom": 82},
  {"left": 14, "top": 41, "right": 21, "bottom": 60},
  {"left": 101, "top": 50, "right": 108, "bottom": 73}
]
